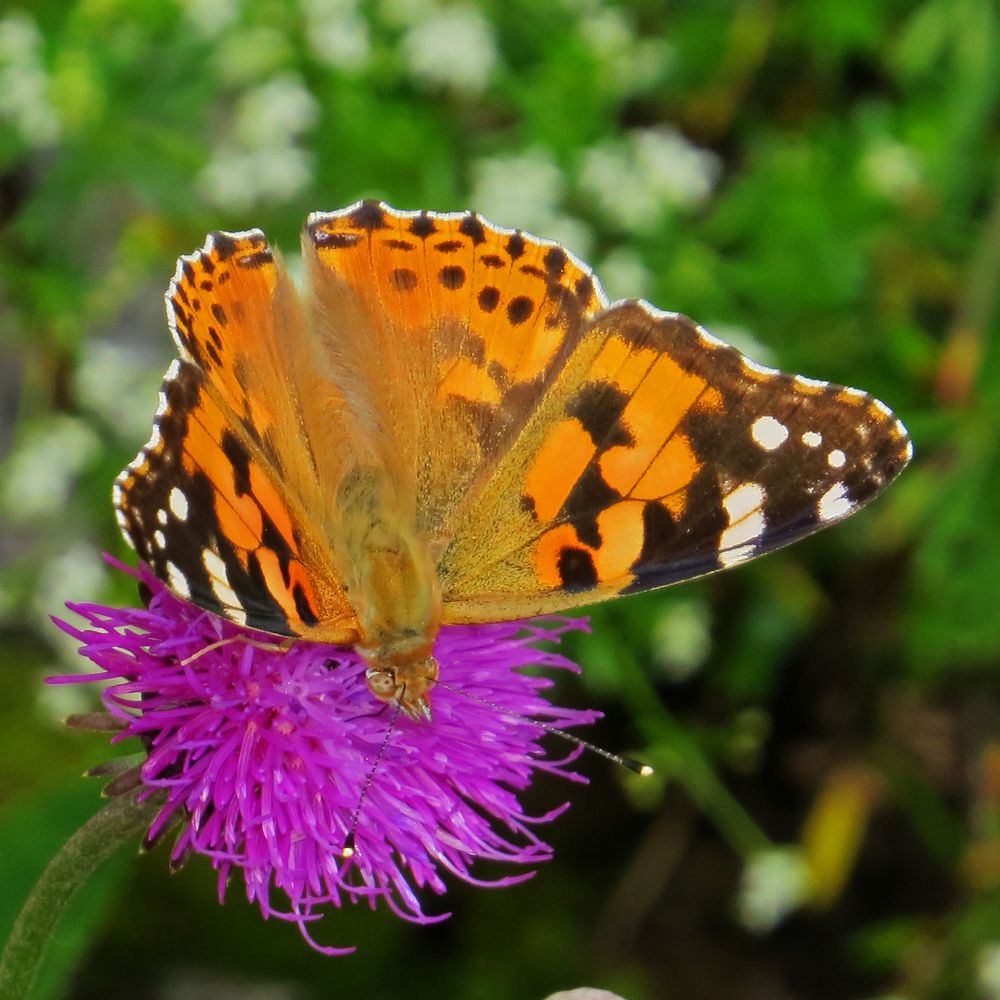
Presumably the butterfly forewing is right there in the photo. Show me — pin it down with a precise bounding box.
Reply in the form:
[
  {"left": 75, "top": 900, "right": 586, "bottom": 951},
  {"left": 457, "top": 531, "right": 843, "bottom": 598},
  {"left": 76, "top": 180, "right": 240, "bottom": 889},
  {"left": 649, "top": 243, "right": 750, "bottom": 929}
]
[
  {"left": 305, "top": 202, "right": 607, "bottom": 543},
  {"left": 438, "top": 301, "right": 912, "bottom": 621},
  {"left": 115, "top": 231, "right": 359, "bottom": 641}
]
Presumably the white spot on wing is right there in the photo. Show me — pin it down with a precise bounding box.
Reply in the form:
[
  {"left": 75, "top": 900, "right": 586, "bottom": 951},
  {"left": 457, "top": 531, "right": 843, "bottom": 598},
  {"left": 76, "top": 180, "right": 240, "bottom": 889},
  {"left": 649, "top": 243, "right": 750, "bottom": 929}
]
[
  {"left": 818, "top": 482, "right": 853, "bottom": 522},
  {"left": 723, "top": 482, "right": 765, "bottom": 522},
  {"left": 719, "top": 482, "right": 766, "bottom": 567},
  {"left": 203, "top": 548, "right": 227, "bottom": 582},
  {"left": 169, "top": 487, "right": 189, "bottom": 521},
  {"left": 203, "top": 548, "right": 242, "bottom": 612},
  {"left": 751, "top": 415, "right": 789, "bottom": 451},
  {"left": 801, "top": 430, "right": 822, "bottom": 448},
  {"left": 794, "top": 374, "right": 828, "bottom": 390},
  {"left": 828, "top": 449, "right": 847, "bottom": 469},
  {"left": 153, "top": 529, "right": 166, "bottom": 549},
  {"left": 166, "top": 561, "right": 191, "bottom": 599},
  {"left": 157, "top": 508, "right": 168, "bottom": 526}
]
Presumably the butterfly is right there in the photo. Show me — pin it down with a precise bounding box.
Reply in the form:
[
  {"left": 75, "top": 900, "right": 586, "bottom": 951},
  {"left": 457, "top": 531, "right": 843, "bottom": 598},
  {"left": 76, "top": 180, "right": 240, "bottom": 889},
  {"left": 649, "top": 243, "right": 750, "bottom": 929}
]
[{"left": 115, "top": 200, "right": 912, "bottom": 718}]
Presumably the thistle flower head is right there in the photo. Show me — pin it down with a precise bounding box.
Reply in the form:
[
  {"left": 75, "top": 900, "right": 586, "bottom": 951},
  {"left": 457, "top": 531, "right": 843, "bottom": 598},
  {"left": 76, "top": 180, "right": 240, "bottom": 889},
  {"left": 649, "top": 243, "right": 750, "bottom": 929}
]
[{"left": 52, "top": 559, "right": 596, "bottom": 953}]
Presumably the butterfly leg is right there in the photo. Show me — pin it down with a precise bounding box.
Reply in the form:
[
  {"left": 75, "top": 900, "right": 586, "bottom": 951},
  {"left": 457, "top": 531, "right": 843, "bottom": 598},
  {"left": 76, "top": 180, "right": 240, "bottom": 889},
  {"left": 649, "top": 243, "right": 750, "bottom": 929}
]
[{"left": 180, "top": 634, "right": 291, "bottom": 666}]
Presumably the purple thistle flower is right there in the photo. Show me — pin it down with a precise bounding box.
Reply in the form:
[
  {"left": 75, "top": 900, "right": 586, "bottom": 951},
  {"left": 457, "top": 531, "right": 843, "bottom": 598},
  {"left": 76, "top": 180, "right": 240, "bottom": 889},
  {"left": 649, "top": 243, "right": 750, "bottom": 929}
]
[{"left": 51, "top": 558, "right": 597, "bottom": 954}]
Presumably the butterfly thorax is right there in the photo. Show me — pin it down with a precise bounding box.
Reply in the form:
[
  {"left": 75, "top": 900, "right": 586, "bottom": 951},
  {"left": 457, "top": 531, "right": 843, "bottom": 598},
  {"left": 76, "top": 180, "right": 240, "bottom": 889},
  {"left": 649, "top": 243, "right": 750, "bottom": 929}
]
[{"left": 335, "top": 468, "right": 442, "bottom": 719}]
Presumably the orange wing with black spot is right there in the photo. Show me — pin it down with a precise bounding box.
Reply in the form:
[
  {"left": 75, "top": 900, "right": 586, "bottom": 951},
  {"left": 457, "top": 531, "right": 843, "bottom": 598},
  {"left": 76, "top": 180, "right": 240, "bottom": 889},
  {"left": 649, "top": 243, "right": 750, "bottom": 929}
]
[
  {"left": 438, "top": 301, "right": 912, "bottom": 621},
  {"left": 114, "top": 231, "right": 359, "bottom": 642},
  {"left": 304, "top": 202, "right": 607, "bottom": 543}
]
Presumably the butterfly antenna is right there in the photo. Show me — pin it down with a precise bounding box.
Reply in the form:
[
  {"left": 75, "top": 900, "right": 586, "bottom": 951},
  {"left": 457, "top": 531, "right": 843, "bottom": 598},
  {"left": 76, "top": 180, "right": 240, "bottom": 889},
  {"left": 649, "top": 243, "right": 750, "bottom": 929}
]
[
  {"left": 340, "top": 695, "right": 404, "bottom": 859},
  {"left": 434, "top": 680, "right": 654, "bottom": 777}
]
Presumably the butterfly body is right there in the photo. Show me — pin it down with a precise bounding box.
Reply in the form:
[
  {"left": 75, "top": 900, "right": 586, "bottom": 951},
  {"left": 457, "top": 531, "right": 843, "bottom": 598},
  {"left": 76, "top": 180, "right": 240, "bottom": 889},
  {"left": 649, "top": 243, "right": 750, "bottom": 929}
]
[
  {"left": 333, "top": 465, "right": 442, "bottom": 717},
  {"left": 115, "top": 201, "right": 912, "bottom": 717}
]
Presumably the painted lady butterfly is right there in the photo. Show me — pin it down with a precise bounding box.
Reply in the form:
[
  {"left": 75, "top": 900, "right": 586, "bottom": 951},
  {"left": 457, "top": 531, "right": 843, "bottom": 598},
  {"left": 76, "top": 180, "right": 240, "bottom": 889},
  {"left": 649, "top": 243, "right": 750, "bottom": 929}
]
[{"left": 115, "top": 201, "right": 912, "bottom": 718}]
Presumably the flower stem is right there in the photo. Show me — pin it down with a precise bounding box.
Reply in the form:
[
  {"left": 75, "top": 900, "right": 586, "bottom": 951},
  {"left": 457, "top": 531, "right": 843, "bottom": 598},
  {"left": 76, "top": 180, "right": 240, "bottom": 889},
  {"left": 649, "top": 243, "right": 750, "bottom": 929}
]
[{"left": 0, "top": 793, "right": 162, "bottom": 1000}]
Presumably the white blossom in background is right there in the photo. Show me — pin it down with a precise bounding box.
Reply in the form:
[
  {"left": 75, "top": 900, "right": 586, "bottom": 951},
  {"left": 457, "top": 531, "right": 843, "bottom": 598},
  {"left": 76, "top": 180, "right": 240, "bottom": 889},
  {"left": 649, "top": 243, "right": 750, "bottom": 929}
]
[
  {"left": 74, "top": 340, "right": 167, "bottom": 441},
  {"left": 401, "top": 4, "right": 498, "bottom": 95},
  {"left": 634, "top": 128, "right": 721, "bottom": 208},
  {"left": 579, "top": 128, "right": 722, "bottom": 233},
  {"left": 283, "top": 251, "right": 308, "bottom": 291},
  {"left": 34, "top": 541, "right": 109, "bottom": 720},
  {"left": 650, "top": 597, "right": 712, "bottom": 682},
  {"left": 738, "top": 847, "right": 809, "bottom": 934},
  {"left": 35, "top": 543, "right": 107, "bottom": 631},
  {"left": 232, "top": 75, "right": 320, "bottom": 149},
  {"left": 860, "top": 138, "right": 922, "bottom": 202},
  {"left": 0, "top": 12, "right": 61, "bottom": 146},
  {"left": 1, "top": 417, "right": 100, "bottom": 523},
  {"left": 470, "top": 149, "right": 594, "bottom": 260},
  {"left": 177, "top": 0, "right": 241, "bottom": 38},
  {"left": 303, "top": 0, "right": 371, "bottom": 72},
  {"left": 578, "top": 142, "right": 653, "bottom": 233},
  {"left": 578, "top": 7, "right": 672, "bottom": 96},
  {"left": 471, "top": 149, "right": 564, "bottom": 229},
  {"left": 198, "top": 74, "right": 318, "bottom": 211},
  {"left": 596, "top": 246, "right": 651, "bottom": 300},
  {"left": 199, "top": 145, "right": 314, "bottom": 212}
]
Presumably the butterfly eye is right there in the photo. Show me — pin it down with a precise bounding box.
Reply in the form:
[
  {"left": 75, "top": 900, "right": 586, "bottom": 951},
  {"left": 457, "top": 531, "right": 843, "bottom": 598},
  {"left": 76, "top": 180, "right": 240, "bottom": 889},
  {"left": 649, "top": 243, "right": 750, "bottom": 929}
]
[{"left": 365, "top": 668, "right": 397, "bottom": 699}]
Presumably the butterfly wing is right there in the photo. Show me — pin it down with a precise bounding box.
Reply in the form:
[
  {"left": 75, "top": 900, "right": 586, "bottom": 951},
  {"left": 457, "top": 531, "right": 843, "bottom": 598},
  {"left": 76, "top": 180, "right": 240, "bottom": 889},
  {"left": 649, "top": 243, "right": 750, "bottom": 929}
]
[
  {"left": 437, "top": 300, "right": 913, "bottom": 621},
  {"left": 304, "top": 201, "right": 607, "bottom": 547},
  {"left": 115, "top": 231, "right": 360, "bottom": 641}
]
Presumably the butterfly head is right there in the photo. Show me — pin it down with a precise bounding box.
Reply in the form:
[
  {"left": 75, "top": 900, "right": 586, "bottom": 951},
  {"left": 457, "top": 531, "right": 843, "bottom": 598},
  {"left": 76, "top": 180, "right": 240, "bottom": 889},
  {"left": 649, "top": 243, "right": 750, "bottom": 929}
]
[{"left": 362, "top": 652, "right": 439, "bottom": 721}]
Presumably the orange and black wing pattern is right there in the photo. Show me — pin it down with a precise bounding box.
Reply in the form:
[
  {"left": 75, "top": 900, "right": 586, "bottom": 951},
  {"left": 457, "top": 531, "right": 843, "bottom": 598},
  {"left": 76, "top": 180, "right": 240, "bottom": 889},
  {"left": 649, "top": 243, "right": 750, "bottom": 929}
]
[
  {"left": 304, "top": 202, "right": 607, "bottom": 540},
  {"left": 114, "top": 231, "right": 358, "bottom": 642},
  {"left": 439, "top": 300, "right": 912, "bottom": 621}
]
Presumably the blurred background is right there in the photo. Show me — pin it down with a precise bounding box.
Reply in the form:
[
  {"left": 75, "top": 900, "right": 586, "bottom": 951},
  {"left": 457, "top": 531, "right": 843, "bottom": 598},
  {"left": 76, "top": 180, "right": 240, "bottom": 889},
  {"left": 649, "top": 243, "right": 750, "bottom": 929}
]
[{"left": 1, "top": 1, "right": 998, "bottom": 998}]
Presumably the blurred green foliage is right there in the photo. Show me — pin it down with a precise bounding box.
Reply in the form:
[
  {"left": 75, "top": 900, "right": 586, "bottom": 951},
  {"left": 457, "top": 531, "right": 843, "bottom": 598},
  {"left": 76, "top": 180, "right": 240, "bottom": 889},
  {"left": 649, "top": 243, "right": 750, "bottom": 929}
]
[{"left": 1, "top": 1, "right": 998, "bottom": 998}]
